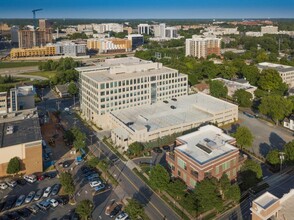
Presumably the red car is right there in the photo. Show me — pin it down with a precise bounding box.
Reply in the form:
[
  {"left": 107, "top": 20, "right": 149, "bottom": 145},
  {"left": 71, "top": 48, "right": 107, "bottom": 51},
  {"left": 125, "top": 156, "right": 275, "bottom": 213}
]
[{"left": 37, "top": 175, "right": 45, "bottom": 181}]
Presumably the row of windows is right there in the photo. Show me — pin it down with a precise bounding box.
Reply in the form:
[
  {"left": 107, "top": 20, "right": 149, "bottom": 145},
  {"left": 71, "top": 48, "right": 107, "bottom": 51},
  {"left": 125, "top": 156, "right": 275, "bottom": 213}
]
[{"left": 101, "top": 97, "right": 149, "bottom": 108}]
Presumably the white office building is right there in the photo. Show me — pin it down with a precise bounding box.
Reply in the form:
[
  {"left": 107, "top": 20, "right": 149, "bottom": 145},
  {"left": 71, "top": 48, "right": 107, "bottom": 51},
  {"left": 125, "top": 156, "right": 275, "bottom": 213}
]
[
  {"left": 92, "top": 23, "right": 123, "bottom": 34},
  {"left": 138, "top": 24, "right": 150, "bottom": 35},
  {"left": 53, "top": 42, "right": 87, "bottom": 57},
  {"left": 153, "top": 23, "right": 166, "bottom": 38},
  {"left": 261, "top": 26, "right": 278, "bottom": 34},
  {"left": 77, "top": 57, "right": 188, "bottom": 128},
  {"left": 165, "top": 27, "right": 178, "bottom": 39}
]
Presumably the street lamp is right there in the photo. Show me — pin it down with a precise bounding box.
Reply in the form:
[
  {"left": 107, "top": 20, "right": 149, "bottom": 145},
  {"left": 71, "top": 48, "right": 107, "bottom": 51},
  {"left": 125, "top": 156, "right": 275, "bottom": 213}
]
[{"left": 279, "top": 152, "right": 285, "bottom": 172}]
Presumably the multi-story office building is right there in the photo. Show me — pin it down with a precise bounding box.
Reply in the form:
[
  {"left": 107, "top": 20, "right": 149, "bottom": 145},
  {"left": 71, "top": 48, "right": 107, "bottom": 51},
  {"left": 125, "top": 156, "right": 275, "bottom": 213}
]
[
  {"left": 257, "top": 62, "right": 294, "bottom": 87},
  {"left": 0, "top": 92, "right": 8, "bottom": 115},
  {"left": 109, "top": 94, "right": 238, "bottom": 149},
  {"left": 54, "top": 41, "right": 87, "bottom": 57},
  {"left": 203, "top": 26, "right": 239, "bottom": 36},
  {"left": 138, "top": 24, "right": 150, "bottom": 35},
  {"left": 127, "top": 34, "right": 144, "bottom": 50},
  {"left": 10, "top": 26, "right": 19, "bottom": 44},
  {"left": 153, "top": 23, "right": 166, "bottom": 38},
  {"left": 165, "top": 27, "right": 178, "bottom": 38},
  {"left": 92, "top": 23, "right": 123, "bottom": 34},
  {"left": 77, "top": 57, "right": 188, "bottom": 128},
  {"left": 87, "top": 38, "right": 131, "bottom": 53},
  {"left": 185, "top": 35, "right": 221, "bottom": 58},
  {"left": 166, "top": 125, "right": 244, "bottom": 188},
  {"left": 261, "top": 25, "right": 278, "bottom": 34}
]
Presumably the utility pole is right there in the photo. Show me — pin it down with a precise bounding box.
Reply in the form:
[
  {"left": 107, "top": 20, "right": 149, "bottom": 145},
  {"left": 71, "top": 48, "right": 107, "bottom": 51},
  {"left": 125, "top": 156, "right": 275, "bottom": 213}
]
[
  {"left": 56, "top": 101, "right": 61, "bottom": 111},
  {"left": 279, "top": 152, "right": 285, "bottom": 172}
]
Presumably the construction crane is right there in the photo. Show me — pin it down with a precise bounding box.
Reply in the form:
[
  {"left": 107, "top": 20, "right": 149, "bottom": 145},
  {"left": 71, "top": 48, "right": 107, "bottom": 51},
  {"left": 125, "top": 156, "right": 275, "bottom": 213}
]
[{"left": 32, "top": 8, "right": 43, "bottom": 29}]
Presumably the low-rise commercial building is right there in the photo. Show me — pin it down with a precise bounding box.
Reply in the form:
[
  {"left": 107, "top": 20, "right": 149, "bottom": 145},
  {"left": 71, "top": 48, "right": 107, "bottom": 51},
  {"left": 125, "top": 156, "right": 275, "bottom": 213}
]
[
  {"left": 213, "top": 78, "right": 257, "bottom": 98},
  {"left": 55, "top": 84, "right": 70, "bottom": 98},
  {"left": 109, "top": 93, "right": 238, "bottom": 149},
  {"left": 203, "top": 26, "right": 239, "bottom": 36},
  {"left": 127, "top": 34, "right": 144, "bottom": 50},
  {"left": 10, "top": 46, "right": 56, "bottom": 58},
  {"left": 185, "top": 35, "right": 221, "bottom": 58},
  {"left": 77, "top": 57, "right": 188, "bottom": 129},
  {"left": 86, "top": 38, "right": 131, "bottom": 53},
  {"left": 0, "top": 111, "right": 43, "bottom": 176},
  {"left": 257, "top": 62, "right": 294, "bottom": 87},
  {"left": 261, "top": 26, "right": 278, "bottom": 34},
  {"left": 166, "top": 125, "right": 243, "bottom": 188}
]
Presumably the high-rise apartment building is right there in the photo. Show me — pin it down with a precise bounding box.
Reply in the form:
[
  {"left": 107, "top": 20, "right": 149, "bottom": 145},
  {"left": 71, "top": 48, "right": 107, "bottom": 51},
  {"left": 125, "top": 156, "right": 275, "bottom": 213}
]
[
  {"left": 153, "top": 23, "right": 166, "bottom": 38},
  {"left": 87, "top": 38, "right": 131, "bottom": 53},
  {"left": 10, "top": 26, "right": 19, "bottom": 44},
  {"left": 137, "top": 24, "right": 150, "bottom": 35},
  {"left": 185, "top": 35, "right": 221, "bottom": 58},
  {"left": 77, "top": 57, "right": 188, "bottom": 128},
  {"left": 165, "top": 27, "right": 178, "bottom": 38}
]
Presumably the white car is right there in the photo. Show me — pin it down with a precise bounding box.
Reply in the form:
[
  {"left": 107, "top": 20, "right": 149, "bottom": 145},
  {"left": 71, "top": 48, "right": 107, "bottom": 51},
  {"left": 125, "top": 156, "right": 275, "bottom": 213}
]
[
  {"left": 89, "top": 180, "right": 102, "bottom": 188},
  {"left": 5, "top": 179, "right": 17, "bottom": 188},
  {"left": 43, "top": 187, "right": 52, "bottom": 197},
  {"left": 49, "top": 199, "right": 59, "bottom": 208},
  {"left": 24, "top": 174, "right": 37, "bottom": 183},
  {"left": 115, "top": 212, "right": 129, "bottom": 220},
  {"left": 0, "top": 182, "right": 8, "bottom": 190}
]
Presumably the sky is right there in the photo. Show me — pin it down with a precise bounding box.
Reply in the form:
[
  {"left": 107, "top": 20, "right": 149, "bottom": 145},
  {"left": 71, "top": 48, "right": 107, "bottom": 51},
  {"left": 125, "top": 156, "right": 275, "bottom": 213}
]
[{"left": 0, "top": 0, "right": 294, "bottom": 19}]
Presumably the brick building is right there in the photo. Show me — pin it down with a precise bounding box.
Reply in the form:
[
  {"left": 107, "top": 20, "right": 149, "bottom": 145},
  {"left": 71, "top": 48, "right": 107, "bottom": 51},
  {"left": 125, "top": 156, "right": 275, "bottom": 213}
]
[{"left": 166, "top": 125, "right": 245, "bottom": 188}]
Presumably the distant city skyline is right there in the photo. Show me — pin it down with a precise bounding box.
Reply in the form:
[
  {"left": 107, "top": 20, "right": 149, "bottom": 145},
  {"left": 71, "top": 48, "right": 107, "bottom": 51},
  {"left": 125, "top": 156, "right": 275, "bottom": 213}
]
[{"left": 0, "top": 0, "right": 294, "bottom": 19}]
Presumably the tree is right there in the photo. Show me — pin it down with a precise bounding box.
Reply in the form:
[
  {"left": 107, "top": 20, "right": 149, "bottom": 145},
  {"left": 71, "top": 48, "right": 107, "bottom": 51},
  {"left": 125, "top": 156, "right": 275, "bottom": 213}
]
[
  {"left": 259, "top": 95, "right": 293, "bottom": 124},
  {"left": 219, "top": 174, "right": 231, "bottom": 200},
  {"left": 167, "top": 179, "right": 186, "bottom": 200},
  {"left": 209, "top": 80, "right": 228, "bottom": 98},
  {"left": 6, "top": 157, "right": 20, "bottom": 175},
  {"left": 128, "top": 142, "right": 144, "bottom": 156},
  {"left": 76, "top": 199, "right": 93, "bottom": 220},
  {"left": 258, "top": 69, "right": 287, "bottom": 93},
  {"left": 87, "top": 157, "right": 99, "bottom": 168},
  {"left": 195, "top": 178, "right": 223, "bottom": 213},
  {"left": 235, "top": 126, "right": 254, "bottom": 150},
  {"left": 266, "top": 149, "right": 280, "bottom": 166},
  {"left": 124, "top": 199, "right": 145, "bottom": 219},
  {"left": 233, "top": 89, "right": 253, "bottom": 107},
  {"left": 284, "top": 140, "right": 294, "bottom": 164},
  {"left": 240, "top": 160, "right": 262, "bottom": 189},
  {"left": 71, "top": 127, "right": 86, "bottom": 150},
  {"left": 227, "top": 184, "right": 241, "bottom": 203},
  {"left": 241, "top": 65, "right": 259, "bottom": 85},
  {"left": 149, "top": 164, "right": 170, "bottom": 192},
  {"left": 68, "top": 81, "right": 79, "bottom": 96},
  {"left": 60, "top": 172, "right": 75, "bottom": 196}
]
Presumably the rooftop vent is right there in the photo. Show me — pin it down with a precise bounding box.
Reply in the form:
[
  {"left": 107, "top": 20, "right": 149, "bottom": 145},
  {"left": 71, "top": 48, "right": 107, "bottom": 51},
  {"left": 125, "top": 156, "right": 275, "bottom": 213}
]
[
  {"left": 6, "top": 125, "right": 14, "bottom": 135},
  {"left": 163, "top": 100, "right": 169, "bottom": 104},
  {"left": 171, "top": 98, "right": 177, "bottom": 101},
  {"left": 171, "top": 105, "right": 176, "bottom": 109},
  {"left": 196, "top": 143, "right": 212, "bottom": 154}
]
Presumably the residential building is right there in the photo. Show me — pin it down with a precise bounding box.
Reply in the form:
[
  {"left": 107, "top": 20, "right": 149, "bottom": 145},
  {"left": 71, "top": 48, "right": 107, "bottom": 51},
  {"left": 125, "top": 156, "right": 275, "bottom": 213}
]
[
  {"left": 185, "top": 35, "right": 221, "bottom": 58},
  {"left": 138, "top": 24, "right": 150, "bottom": 35},
  {"left": 0, "top": 111, "right": 42, "bottom": 176},
  {"left": 166, "top": 125, "right": 243, "bottom": 188},
  {"left": 109, "top": 93, "right": 238, "bottom": 149},
  {"left": 261, "top": 26, "right": 278, "bottom": 34},
  {"left": 86, "top": 38, "right": 131, "bottom": 53},
  {"left": 10, "top": 26, "right": 19, "bottom": 44},
  {"left": 92, "top": 23, "right": 123, "bottom": 33},
  {"left": 257, "top": 62, "right": 294, "bottom": 87},
  {"left": 127, "top": 34, "right": 144, "bottom": 50},
  {"left": 0, "top": 92, "right": 8, "bottom": 114},
  {"left": 283, "top": 114, "right": 294, "bottom": 131},
  {"left": 18, "top": 28, "right": 47, "bottom": 48},
  {"left": 10, "top": 46, "right": 56, "bottom": 59},
  {"left": 165, "top": 27, "right": 178, "bottom": 38},
  {"left": 203, "top": 26, "right": 239, "bottom": 36},
  {"left": 245, "top": 32, "right": 264, "bottom": 37},
  {"left": 213, "top": 78, "right": 257, "bottom": 98},
  {"left": 55, "top": 84, "right": 70, "bottom": 98},
  {"left": 39, "top": 19, "right": 53, "bottom": 43},
  {"left": 54, "top": 41, "right": 87, "bottom": 57},
  {"left": 153, "top": 23, "right": 166, "bottom": 38},
  {"left": 251, "top": 189, "right": 294, "bottom": 220},
  {"left": 77, "top": 57, "right": 188, "bottom": 129}
]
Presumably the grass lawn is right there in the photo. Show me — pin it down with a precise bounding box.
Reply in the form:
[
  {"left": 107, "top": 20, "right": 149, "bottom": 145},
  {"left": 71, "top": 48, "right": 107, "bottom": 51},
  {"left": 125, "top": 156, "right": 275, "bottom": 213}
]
[
  {"left": 21, "top": 71, "right": 58, "bottom": 79},
  {"left": 0, "top": 61, "right": 42, "bottom": 69}
]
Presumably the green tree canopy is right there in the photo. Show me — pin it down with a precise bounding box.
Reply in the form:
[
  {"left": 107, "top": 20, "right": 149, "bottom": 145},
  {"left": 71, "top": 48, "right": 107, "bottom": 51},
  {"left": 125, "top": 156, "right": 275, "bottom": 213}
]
[
  {"left": 68, "top": 81, "right": 79, "bottom": 96},
  {"left": 240, "top": 160, "right": 262, "bottom": 190},
  {"left": 60, "top": 172, "right": 75, "bottom": 196},
  {"left": 285, "top": 140, "right": 294, "bottom": 164},
  {"left": 76, "top": 199, "right": 93, "bottom": 220},
  {"left": 227, "top": 184, "right": 241, "bottom": 203},
  {"left": 259, "top": 95, "right": 293, "bottom": 124},
  {"left": 209, "top": 80, "right": 228, "bottom": 98},
  {"left": 167, "top": 179, "right": 186, "bottom": 200},
  {"left": 233, "top": 89, "right": 253, "bottom": 107},
  {"left": 128, "top": 142, "right": 144, "bottom": 156},
  {"left": 71, "top": 127, "right": 86, "bottom": 150},
  {"left": 266, "top": 149, "right": 280, "bottom": 166},
  {"left": 258, "top": 69, "right": 287, "bottom": 93},
  {"left": 235, "top": 126, "right": 254, "bottom": 150},
  {"left": 124, "top": 199, "right": 145, "bottom": 220},
  {"left": 241, "top": 65, "right": 259, "bottom": 85},
  {"left": 6, "top": 157, "right": 20, "bottom": 175},
  {"left": 149, "top": 164, "right": 170, "bottom": 192}
]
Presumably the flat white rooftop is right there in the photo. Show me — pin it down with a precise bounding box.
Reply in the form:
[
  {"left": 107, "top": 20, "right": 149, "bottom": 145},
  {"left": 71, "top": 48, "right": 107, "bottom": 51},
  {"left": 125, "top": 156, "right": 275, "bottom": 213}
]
[
  {"left": 176, "top": 125, "right": 237, "bottom": 165},
  {"left": 254, "top": 192, "right": 279, "bottom": 210},
  {"left": 258, "top": 62, "right": 294, "bottom": 72},
  {"left": 110, "top": 93, "right": 237, "bottom": 133},
  {"left": 213, "top": 78, "right": 257, "bottom": 91}
]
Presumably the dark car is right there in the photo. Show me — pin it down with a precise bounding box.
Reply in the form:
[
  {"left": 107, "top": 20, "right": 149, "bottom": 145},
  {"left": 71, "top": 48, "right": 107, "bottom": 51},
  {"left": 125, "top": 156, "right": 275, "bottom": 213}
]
[
  {"left": 56, "top": 196, "right": 69, "bottom": 205},
  {"left": 110, "top": 204, "right": 122, "bottom": 218},
  {"left": 153, "top": 147, "right": 163, "bottom": 153},
  {"left": 7, "top": 211, "right": 20, "bottom": 220},
  {"left": 44, "top": 171, "right": 57, "bottom": 179},
  {"left": 162, "top": 145, "right": 171, "bottom": 151},
  {"left": 62, "top": 161, "right": 71, "bottom": 168},
  {"left": 81, "top": 166, "right": 90, "bottom": 173},
  {"left": 71, "top": 212, "right": 80, "bottom": 220},
  {"left": 16, "top": 178, "right": 26, "bottom": 186},
  {"left": 17, "top": 208, "right": 32, "bottom": 218},
  {"left": 51, "top": 184, "right": 61, "bottom": 196},
  {"left": 2, "top": 195, "right": 17, "bottom": 211}
]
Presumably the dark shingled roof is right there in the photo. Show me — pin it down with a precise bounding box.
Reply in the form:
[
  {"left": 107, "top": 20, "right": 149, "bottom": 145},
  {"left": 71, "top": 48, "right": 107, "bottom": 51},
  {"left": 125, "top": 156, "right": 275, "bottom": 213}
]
[{"left": 0, "top": 117, "right": 42, "bottom": 148}]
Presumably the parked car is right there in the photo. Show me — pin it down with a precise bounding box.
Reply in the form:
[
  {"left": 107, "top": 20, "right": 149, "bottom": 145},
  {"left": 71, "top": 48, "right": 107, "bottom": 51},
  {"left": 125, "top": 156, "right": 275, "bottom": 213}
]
[
  {"left": 88, "top": 176, "right": 101, "bottom": 182},
  {"left": 44, "top": 171, "right": 57, "bottom": 179},
  {"left": 2, "top": 195, "right": 17, "bottom": 211},
  {"left": 24, "top": 175, "right": 37, "bottom": 183},
  {"left": 62, "top": 161, "right": 71, "bottom": 168},
  {"left": 51, "top": 184, "right": 61, "bottom": 196},
  {"left": 43, "top": 187, "right": 52, "bottom": 197},
  {"left": 0, "top": 182, "right": 8, "bottom": 190},
  {"left": 34, "top": 189, "right": 43, "bottom": 201},
  {"left": 56, "top": 196, "right": 69, "bottom": 206},
  {"left": 16, "top": 179, "right": 26, "bottom": 186},
  {"left": 5, "top": 179, "right": 17, "bottom": 188},
  {"left": 110, "top": 204, "right": 123, "bottom": 218},
  {"left": 81, "top": 166, "right": 91, "bottom": 173},
  {"left": 37, "top": 200, "right": 51, "bottom": 211},
  {"left": 37, "top": 175, "right": 45, "bottom": 181},
  {"left": 71, "top": 212, "right": 80, "bottom": 220},
  {"left": 49, "top": 199, "right": 59, "bottom": 208},
  {"left": 94, "top": 184, "right": 105, "bottom": 192},
  {"left": 25, "top": 191, "right": 35, "bottom": 203},
  {"left": 162, "top": 145, "right": 171, "bottom": 151},
  {"left": 115, "top": 212, "right": 129, "bottom": 220},
  {"left": 87, "top": 173, "right": 99, "bottom": 181},
  {"left": 15, "top": 195, "right": 26, "bottom": 207},
  {"left": 28, "top": 204, "right": 40, "bottom": 214},
  {"left": 90, "top": 181, "right": 102, "bottom": 188},
  {"left": 17, "top": 208, "right": 32, "bottom": 218},
  {"left": 153, "top": 147, "right": 163, "bottom": 153},
  {"left": 7, "top": 211, "right": 20, "bottom": 220}
]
